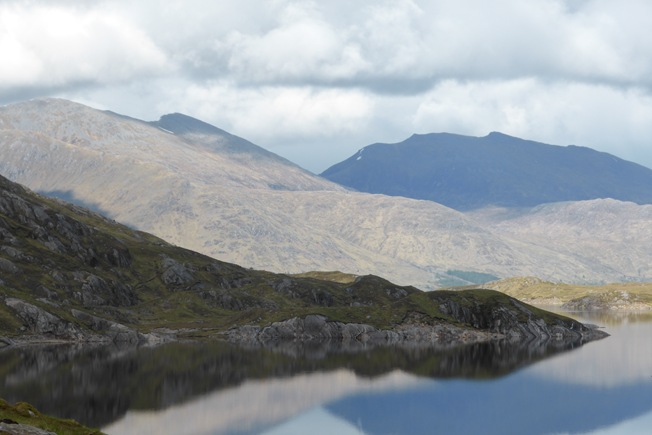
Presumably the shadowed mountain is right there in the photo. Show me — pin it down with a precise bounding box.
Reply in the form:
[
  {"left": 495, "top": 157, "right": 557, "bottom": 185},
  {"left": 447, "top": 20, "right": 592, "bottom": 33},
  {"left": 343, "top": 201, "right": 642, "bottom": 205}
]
[{"left": 321, "top": 132, "right": 652, "bottom": 210}]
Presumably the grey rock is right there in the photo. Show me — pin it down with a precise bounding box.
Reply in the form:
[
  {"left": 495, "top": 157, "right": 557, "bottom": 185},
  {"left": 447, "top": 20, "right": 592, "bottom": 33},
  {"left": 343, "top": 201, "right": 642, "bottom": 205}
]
[
  {"left": 160, "top": 257, "right": 194, "bottom": 286},
  {"left": 5, "top": 298, "right": 84, "bottom": 340},
  {"left": 70, "top": 309, "right": 143, "bottom": 343},
  {"left": 0, "top": 257, "right": 19, "bottom": 273},
  {"left": 227, "top": 315, "right": 478, "bottom": 344},
  {"left": 0, "top": 336, "right": 15, "bottom": 346},
  {"left": 0, "top": 422, "right": 56, "bottom": 435}
]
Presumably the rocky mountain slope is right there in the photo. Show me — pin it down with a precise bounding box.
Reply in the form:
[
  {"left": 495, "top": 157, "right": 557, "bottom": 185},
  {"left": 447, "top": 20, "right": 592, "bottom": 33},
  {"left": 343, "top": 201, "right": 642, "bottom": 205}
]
[
  {"left": 321, "top": 132, "right": 652, "bottom": 210},
  {"left": 468, "top": 199, "right": 652, "bottom": 283},
  {"left": 1, "top": 99, "right": 651, "bottom": 287},
  {"left": 0, "top": 173, "right": 602, "bottom": 345}
]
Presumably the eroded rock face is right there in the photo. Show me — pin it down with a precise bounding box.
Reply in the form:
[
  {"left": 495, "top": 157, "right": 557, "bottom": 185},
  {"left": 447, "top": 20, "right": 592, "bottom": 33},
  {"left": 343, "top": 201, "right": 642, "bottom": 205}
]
[
  {"left": 71, "top": 310, "right": 143, "bottom": 344},
  {"left": 435, "top": 297, "right": 594, "bottom": 341},
  {"left": 5, "top": 298, "right": 84, "bottom": 340},
  {"left": 73, "top": 273, "right": 138, "bottom": 307}
]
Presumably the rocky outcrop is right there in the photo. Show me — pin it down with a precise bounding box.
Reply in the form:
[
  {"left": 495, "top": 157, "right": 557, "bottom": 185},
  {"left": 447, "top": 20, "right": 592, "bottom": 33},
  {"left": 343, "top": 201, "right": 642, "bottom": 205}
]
[
  {"left": 224, "top": 313, "right": 601, "bottom": 346},
  {"left": 160, "top": 257, "right": 195, "bottom": 287},
  {"left": 434, "top": 295, "right": 603, "bottom": 341},
  {"left": 227, "top": 315, "right": 401, "bottom": 344},
  {"left": 4, "top": 298, "right": 85, "bottom": 341},
  {"left": 70, "top": 309, "right": 143, "bottom": 344},
  {"left": 226, "top": 292, "right": 609, "bottom": 346},
  {"left": 562, "top": 291, "right": 652, "bottom": 311},
  {"left": 3, "top": 298, "right": 154, "bottom": 345},
  {"left": 0, "top": 421, "right": 56, "bottom": 435}
]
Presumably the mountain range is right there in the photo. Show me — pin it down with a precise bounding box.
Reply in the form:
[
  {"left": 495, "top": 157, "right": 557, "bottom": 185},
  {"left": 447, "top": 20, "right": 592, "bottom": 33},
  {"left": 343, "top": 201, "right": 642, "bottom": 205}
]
[
  {"left": 321, "top": 132, "right": 652, "bottom": 210},
  {"left": 1, "top": 99, "right": 651, "bottom": 287}
]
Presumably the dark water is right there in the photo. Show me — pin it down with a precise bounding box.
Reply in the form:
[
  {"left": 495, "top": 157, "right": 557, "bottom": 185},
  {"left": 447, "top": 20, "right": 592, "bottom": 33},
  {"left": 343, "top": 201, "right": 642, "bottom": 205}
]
[{"left": 1, "top": 310, "right": 651, "bottom": 434}]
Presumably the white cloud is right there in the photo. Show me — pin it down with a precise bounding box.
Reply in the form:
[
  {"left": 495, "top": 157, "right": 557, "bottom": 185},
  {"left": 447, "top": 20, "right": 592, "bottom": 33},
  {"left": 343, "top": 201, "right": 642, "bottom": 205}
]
[
  {"left": 0, "top": 2, "right": 168, "bottom": 92},
  {"left": 411, "top": 79, "right": 652, "bottom": 167},
  {"left": 177, "top": 82, "right": 373, "bottom": 142}
]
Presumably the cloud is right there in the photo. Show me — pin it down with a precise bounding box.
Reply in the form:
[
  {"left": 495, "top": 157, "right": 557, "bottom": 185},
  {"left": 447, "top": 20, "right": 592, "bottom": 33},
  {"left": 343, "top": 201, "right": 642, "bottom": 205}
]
[
  {"left": 3, "top": 0, "right": 652, "bottom": 172},
  {"left": 174, "top": 82, "right": 374, "bottom": 142},
  {"left": 5, "top": 0, "right": 652, "bottom": 95},
  {"left": 114, "top": 0, "right": 652, "bottom": 93},
  {"left": 0, "top": 2, "right": 169, "bottom": 98},
  {"left": 410, "top": 79, "right": 652, "bottom": 165}
]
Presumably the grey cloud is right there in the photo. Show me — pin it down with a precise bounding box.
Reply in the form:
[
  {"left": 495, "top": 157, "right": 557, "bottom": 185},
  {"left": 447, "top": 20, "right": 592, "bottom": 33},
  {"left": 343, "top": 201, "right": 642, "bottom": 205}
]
[{"left": 131, "top": 0, "right": 652, "bottom": 96}]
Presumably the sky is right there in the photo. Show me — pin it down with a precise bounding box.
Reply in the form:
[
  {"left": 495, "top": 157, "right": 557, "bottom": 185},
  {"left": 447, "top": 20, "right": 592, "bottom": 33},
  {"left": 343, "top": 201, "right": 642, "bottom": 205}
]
[{"left": 2, "top": 0, "right": 652, "bottom": 173}]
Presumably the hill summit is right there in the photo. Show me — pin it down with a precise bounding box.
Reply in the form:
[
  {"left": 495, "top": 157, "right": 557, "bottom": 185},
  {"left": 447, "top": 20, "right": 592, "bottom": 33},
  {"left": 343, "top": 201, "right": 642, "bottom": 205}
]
[{"left": 321, "top": 132, "right": 652, "bottom": 210}]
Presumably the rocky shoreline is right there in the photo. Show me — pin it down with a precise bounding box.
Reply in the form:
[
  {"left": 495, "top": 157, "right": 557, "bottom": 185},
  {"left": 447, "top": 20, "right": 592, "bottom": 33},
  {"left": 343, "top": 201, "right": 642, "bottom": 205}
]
[
  {"left": 1, "top": 293, "right": 609, "bottom": 349},
  {"left": 225, "top": 313, "right": 608, "bottom": 347}
]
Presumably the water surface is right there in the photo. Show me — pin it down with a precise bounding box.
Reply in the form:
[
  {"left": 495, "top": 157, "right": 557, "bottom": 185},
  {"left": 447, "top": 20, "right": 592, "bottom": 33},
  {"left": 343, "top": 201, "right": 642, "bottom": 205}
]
[{"left": 1, "top": 310, "right": 650, "bottom": 434}]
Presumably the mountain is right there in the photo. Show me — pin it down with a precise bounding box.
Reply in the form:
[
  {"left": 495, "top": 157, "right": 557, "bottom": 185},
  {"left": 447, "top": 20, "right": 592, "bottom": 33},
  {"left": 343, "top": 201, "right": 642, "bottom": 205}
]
[
  {"left": 321, "top": 132, "right": 652, "bottom": 210},
  {"left": 1, "top": 99, "right": 652, "bottom": 287},
  {"left": 468, "top": 199, "right": 652, "bottom": 283},
  {"left": 0, "top": 172, "right": 602, "bottom": 346}
]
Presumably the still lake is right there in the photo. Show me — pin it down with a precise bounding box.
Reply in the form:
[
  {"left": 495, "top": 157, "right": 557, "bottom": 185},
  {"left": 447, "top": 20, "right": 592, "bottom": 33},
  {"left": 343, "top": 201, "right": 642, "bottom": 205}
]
[{"left": 1, "top": 309, "right": 652, "bottom": 435}]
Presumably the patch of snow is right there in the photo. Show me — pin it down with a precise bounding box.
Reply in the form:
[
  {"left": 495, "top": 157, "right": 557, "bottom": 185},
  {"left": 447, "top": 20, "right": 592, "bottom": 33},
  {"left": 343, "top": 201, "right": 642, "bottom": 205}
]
[{"left": 158, "top": 127, "right": 174, "bottom": 134}]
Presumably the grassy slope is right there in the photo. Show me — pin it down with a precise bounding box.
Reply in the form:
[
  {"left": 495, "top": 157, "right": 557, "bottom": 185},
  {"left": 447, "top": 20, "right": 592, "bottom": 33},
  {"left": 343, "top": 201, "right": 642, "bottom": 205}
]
[
  {"left": 479, "top": 277, "right": 652, "bottom": 308},
  {"left": 0, "top": 399, "right": 102, "bottom": 435}
]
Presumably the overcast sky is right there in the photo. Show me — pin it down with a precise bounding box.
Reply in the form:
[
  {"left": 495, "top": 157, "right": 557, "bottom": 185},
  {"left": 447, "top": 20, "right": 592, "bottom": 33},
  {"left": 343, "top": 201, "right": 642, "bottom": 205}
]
[{"left": 2, "top": 0, "right": 652, "bottom": 172}]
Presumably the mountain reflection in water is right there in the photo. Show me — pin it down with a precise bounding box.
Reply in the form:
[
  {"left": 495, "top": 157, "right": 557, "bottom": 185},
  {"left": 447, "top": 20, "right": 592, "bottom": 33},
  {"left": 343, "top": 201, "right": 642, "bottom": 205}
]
[{"left": 0, "top": 335, "right": 587, "bottom": 432}]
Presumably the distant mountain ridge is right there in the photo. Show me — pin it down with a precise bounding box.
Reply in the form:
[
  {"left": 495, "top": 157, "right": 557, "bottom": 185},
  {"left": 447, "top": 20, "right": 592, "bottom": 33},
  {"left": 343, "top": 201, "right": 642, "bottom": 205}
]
[
  {"left": 2, "top": 99, "right": 652, "bottom": 287},
  {"left": 321, "top": 132, "right": 652, "bottom": 210}
]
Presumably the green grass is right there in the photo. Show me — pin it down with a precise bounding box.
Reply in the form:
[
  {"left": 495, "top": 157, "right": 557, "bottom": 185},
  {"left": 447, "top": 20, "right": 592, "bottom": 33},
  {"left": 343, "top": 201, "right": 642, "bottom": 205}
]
[
  {"left": 291, "top": 271, "right": 358, "bottom": 284},
  {"left": 0, "top": 399, "right": 103, "bottom": 435},
  {"left": 481, "top": 277, "right": 652, "bottom": 308}
]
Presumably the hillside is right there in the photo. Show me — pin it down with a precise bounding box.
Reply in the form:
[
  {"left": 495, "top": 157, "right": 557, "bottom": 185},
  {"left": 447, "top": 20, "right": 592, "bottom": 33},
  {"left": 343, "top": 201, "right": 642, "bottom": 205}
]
[
  {"left": 1, "top": 99, "right": 652, "bottom": 287},
  {"left": 482, "top": 277, "right": 652, "bottom": 311},
  {"left": 0, "top": 173, "right": 606, "bottom": 345},
  {"left": 321, "top": 132, "right": 652, "bottom": 211},
  {"left": 468, "top": 199, "right": 652, "bottom": 282}
]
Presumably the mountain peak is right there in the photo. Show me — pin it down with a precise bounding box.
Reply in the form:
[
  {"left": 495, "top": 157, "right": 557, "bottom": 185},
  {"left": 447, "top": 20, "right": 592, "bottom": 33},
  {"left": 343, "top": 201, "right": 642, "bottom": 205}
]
[
  {"left": 322, "top": 132, "right": 652, "bottom": 210},
  {"left": 153, "top": 113, "right": 231, "bottom": 136},
  {"left": 485, "top": 131, "right": 513, "bottom": 139}
]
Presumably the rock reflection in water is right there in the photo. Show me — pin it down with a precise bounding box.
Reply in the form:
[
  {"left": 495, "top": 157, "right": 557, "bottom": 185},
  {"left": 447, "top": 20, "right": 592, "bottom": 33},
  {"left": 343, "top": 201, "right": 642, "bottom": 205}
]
[{"left": 0, "top": 336, "right": 589, "bottom": 429}]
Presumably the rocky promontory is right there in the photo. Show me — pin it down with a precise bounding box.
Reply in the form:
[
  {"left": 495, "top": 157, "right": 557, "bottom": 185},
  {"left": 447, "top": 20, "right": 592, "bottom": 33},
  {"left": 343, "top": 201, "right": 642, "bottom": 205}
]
[
  {"left": 0, "top": 173, "right": 606, "bottom": 347},
  {"left": 227, "top": 293, "right": 607, "bottom": 347}
]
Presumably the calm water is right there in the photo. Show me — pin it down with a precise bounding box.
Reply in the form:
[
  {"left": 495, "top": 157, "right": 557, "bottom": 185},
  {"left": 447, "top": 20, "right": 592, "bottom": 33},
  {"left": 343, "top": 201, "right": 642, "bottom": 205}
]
[{"left": 1, "top": 310, "right": 652, "bottom": 435}]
